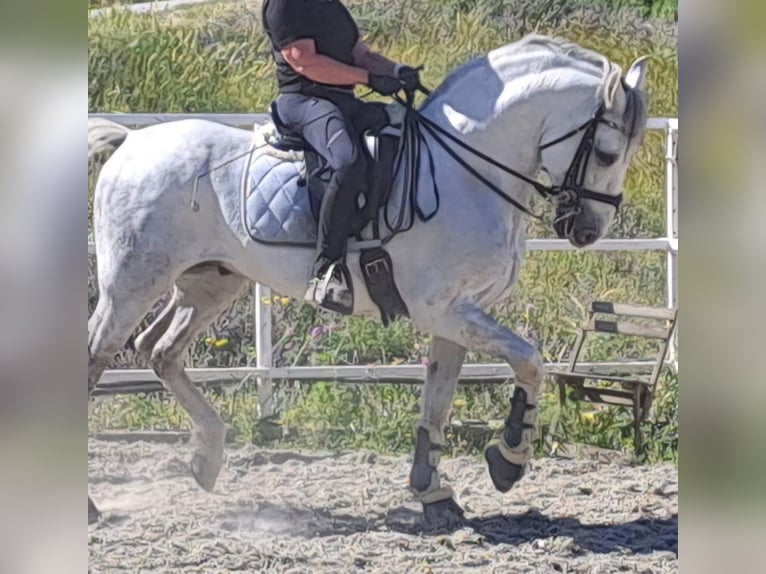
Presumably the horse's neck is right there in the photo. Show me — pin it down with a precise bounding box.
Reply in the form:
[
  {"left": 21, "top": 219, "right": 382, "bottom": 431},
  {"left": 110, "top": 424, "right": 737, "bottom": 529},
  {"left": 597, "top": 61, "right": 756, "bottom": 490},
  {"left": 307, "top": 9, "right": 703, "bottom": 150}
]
[
  {"left": 418, "top": 57, "right": 601, "bottom": 218},
  {"left": 418, "top": 74, "right": 545, "bottom": 217}
]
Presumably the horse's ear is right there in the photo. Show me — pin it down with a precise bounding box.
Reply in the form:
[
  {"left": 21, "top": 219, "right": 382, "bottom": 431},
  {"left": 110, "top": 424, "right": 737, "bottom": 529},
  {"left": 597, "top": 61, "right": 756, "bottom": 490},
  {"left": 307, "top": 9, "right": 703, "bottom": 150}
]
[
  {"left": 603, "top": 65, "right": 623, "bottom": 110},
  {"left": 625, "top": 56, "right": 649, "bottom": 92}
]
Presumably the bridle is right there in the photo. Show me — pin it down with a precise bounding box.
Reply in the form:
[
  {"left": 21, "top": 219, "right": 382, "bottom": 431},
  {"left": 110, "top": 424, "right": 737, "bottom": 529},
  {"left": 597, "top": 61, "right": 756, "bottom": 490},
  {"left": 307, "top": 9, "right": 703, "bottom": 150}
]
[
  {"left": 394, "top": 84, "right": 628, "bottom": 223},
  {"left": 539, "top": 102, "right": 626, "bottom": 210}
]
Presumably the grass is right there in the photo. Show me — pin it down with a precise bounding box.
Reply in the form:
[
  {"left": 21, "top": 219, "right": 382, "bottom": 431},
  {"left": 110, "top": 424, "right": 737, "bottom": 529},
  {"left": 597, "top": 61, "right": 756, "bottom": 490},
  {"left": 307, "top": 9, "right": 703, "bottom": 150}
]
[
  {"left": 88, "top": 0, "right": 678, "bottom": 463},
  {"left": 89, "top": 0, "right": 180, "bottom": 7}
]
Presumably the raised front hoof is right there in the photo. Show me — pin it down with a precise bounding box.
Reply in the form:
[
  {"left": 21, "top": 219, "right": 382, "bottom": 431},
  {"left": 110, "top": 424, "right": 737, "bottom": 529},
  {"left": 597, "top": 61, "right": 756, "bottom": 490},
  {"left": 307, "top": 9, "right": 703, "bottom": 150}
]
[
  {"left": 190, "top": 451, "right": 222, "bottom": 492},
  {"left": 485, "top": 445, "right": 526, "bottom": 493},
  {"left": 88, "top": 496, "right": 101, "bottom": 525},
  {"left": 422, "top": 497, "right": 465, "bottom": 531}
]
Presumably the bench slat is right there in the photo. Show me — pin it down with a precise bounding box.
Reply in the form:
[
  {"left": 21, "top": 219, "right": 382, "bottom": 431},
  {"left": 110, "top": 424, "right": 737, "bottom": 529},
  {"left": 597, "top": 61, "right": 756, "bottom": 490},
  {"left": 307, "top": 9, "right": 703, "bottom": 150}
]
[
  {"left": 573, "top": 386, "right": 636, "bottom": 407},
  {"left": 586, "top": 319, "right": 670, "bottom": 339},
  {"left": 591, "top": 301, "right": 677, "bottom": 320},
  {"left": 549, "top": 371, "right": 651, "bottom": 385}
]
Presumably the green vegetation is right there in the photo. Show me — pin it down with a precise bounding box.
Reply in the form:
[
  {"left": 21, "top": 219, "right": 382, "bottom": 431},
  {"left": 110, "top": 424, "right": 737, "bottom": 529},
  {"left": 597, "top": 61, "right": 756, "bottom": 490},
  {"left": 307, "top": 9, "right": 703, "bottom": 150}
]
[
  {"left": 88, "top": 0, "right": 678, "bottom": 463},
  {"left": 88, "top": 0, "right": 677, "bottom": 18},
  {"left": 581, "top": 0, "right": 677, "bottom": 18},
  {"left": 89, "top": 0, "right": 159, "bottom": 8}
]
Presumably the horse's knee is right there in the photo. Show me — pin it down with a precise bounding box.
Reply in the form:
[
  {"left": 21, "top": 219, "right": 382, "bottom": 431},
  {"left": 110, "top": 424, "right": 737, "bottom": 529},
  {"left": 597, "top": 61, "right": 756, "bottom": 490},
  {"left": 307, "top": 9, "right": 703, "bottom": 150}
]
[
  {"left": 529, "top": 349, "right": 545, "bottom": 386},
  {"left": 149, "top": 348, "right": 179, "bottom": 380},
  {"left": 514, "top": 346, "right": 545, "bottom": 390}
]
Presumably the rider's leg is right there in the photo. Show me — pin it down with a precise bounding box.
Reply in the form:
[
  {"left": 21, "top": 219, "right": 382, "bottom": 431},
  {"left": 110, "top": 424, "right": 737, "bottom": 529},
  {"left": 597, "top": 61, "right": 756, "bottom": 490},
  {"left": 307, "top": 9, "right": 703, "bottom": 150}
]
[{"left": 275, "top": 94, "right": 366, "bottom": 301}]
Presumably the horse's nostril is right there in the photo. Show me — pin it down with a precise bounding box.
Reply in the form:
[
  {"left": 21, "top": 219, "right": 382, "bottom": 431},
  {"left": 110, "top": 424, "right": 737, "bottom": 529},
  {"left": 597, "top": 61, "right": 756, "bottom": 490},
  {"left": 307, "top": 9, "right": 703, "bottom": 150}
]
[{"left": 574, "top": 228, "right": 598, "bottom": 245}]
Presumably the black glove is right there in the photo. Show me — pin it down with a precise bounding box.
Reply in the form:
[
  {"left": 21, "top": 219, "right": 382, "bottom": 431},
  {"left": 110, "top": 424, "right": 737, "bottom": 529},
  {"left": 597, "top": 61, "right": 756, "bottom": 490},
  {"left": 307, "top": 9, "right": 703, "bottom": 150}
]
[
  {"left": 368, "top": 73, "right": 402, "bottom": 96},
  {"left": 396, "top": 65, "right": 421, "bottom": 91}
]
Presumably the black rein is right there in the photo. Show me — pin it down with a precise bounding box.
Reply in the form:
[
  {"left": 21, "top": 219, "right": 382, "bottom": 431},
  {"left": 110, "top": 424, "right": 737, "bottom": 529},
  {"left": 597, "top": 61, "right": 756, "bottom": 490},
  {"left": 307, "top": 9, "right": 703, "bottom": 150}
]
[{"left": 393, "top": 84, "right": 624, "bottom": 221}]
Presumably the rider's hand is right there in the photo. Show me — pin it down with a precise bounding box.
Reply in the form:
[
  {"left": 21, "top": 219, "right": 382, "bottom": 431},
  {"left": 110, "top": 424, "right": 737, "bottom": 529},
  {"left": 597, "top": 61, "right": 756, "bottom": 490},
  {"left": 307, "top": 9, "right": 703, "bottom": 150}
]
[
  {"left": 395, "top": 65, "right": 421, "bottom": 91},
  {"left": 368, "top": 73, "right": 402, "bottom": 96}
]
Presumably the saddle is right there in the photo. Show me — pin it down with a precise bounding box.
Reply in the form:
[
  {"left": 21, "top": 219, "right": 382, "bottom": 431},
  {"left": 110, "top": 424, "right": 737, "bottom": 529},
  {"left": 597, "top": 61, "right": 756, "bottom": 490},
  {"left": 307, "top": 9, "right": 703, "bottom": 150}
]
[
  {"left": 263, "top": 100, "right": 410, "bottom": 325},
  {"left": 268, "top": 100, "right": 401, "bottom": 233}
]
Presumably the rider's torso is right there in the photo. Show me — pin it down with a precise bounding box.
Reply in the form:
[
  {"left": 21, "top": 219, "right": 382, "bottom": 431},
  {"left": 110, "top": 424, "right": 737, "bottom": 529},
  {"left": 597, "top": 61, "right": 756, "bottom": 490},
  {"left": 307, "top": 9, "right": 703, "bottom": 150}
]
[{"left": 262, "top": 0, "right": 360, "bottom": 95}]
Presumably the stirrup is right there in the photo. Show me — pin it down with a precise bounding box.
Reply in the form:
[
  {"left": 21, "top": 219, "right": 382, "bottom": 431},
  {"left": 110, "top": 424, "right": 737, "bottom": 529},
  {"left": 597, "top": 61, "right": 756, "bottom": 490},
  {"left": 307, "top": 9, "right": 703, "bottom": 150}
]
[{"left": 304, "top": 262, "right": 354, "bottom": 315}]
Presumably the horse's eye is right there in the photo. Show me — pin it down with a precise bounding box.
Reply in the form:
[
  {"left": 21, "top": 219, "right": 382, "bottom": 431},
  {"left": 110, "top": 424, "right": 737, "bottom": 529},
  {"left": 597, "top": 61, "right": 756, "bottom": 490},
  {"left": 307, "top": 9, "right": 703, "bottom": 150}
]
[{"left": 594, "top": 148, "right": 619, "bottom": 166}]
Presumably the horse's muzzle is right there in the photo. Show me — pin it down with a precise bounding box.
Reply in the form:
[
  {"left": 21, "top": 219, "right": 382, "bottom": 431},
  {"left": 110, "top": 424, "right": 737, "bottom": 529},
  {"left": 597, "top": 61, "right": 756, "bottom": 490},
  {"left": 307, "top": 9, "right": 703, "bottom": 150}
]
[{"left": 569, "top": 226, "right": 599, "bottom": 247}]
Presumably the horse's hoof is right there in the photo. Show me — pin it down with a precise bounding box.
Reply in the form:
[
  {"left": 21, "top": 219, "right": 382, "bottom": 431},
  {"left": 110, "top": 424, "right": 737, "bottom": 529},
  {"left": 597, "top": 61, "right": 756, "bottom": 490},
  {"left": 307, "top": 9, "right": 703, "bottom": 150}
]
[
  {"left": 88, "top": 496, "right": 101, "bottom": 525},
  {"left": 190, "top": 450, "right": 222, "bottom": 492},
  {"left": 190, "top": 426, "right": 226, "bottom": 491},
  {"left": 422, "top": 497, "right": 465, "bottom": 531},
  {"left": 485, "top": 445, "right": 526, "bottom": 493}
]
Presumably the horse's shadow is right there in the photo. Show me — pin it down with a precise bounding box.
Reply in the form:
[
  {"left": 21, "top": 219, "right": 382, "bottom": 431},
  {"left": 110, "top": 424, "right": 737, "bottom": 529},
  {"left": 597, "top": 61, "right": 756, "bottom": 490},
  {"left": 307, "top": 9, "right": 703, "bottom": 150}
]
[
  {"left": 392, "top": 507, "right": 678, "bottom": 557},
  {"left": 220, "top": 502, "right": 677, "bottom": 557}
]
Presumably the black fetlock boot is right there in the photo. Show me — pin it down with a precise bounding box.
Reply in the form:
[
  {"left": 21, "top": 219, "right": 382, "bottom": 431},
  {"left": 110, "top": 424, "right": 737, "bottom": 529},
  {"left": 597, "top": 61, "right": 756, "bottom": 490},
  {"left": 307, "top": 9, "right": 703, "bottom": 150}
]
[
  {"left": 409, "top": 427, "right": 465, "bottom": 530},
  {"left": 485, "top": 386, "right": 536, "bottom": 492}
]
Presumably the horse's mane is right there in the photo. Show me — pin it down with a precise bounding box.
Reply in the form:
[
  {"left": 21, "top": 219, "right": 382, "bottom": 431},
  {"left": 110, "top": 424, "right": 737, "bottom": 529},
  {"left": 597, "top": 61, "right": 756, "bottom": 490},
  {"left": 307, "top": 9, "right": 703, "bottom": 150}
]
[
  {"left": 520, "top": 34, "right": 613, "bottom": 78},
  {"left": 420, "top": 34, "right": 645, "bottom": 140},
  {"left": 422, "top": 34, "right": 619, "bottom": 109}
]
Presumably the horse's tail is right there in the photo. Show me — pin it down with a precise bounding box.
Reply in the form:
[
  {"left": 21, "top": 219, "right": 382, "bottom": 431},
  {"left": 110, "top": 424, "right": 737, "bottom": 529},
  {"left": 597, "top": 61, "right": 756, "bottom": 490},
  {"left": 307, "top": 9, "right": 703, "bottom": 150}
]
[{"left": 88, "top": 117, "right": 130, "bottom": 160}]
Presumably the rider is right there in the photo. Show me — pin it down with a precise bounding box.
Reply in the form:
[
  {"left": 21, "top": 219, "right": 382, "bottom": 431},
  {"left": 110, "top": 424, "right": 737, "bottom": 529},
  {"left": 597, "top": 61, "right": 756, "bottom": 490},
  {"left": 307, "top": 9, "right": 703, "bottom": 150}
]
[{"left": 261, "top": 0, "right": 420, "bottom": 309}]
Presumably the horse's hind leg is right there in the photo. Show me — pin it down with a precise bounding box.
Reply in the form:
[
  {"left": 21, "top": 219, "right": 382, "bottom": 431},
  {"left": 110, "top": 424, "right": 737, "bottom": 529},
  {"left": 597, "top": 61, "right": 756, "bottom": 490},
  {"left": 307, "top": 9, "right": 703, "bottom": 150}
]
[
  {"left": 146, "top": 264, "right": 247, "bottom": 491},
  {"left": 88, "top": 274, "right": 172, "bottom": 523},
  {"left": 409, "top": 336, "right": 466, "bottom": 529},
  {"left": 133, "top": 293, "right": 179, "bottom": 361}
]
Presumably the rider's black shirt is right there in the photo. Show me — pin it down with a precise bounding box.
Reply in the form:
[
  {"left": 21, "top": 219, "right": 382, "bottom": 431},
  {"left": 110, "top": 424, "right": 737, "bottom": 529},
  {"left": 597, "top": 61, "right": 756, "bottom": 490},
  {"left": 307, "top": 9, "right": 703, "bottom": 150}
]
[{"left": 262, "top": 0, "right": 360, "bottom": 94}]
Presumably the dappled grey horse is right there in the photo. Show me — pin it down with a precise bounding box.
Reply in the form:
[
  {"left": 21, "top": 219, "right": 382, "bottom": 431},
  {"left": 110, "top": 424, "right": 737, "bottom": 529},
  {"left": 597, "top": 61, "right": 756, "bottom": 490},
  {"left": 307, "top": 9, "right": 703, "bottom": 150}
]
[{"left": 87, "top": 34, "right": 649, "bottom": 527}]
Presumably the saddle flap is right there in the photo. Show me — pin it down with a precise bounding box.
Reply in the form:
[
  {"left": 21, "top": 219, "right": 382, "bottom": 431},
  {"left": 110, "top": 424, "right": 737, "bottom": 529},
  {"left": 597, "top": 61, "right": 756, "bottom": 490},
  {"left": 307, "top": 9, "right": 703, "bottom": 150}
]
[{"left": 244, "top": 148, "right": 317, "bottom": 246}]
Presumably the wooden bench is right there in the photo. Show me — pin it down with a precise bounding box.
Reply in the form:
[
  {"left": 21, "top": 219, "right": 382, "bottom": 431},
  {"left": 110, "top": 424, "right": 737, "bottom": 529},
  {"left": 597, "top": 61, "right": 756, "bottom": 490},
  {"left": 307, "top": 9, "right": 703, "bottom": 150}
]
[{"left": 546, "top": 301, "right": 678, "bottom": 455}]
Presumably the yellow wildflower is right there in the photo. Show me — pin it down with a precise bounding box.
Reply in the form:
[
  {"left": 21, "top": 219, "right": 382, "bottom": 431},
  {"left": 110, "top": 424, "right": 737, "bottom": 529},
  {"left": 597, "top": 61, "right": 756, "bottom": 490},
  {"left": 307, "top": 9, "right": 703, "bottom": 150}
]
[
  {"left": 580, "top": 411, "right": 596, "bottom": 423},
  {"left": 213, "top": 338, "right": 230, "bottom": 349},
  {"left": 489, "top": 420, "right": 504, "bottom": 431},
  {"left": 453, "top": 398, "right": 467, "bottom": 409},
  {"left": 204, "top": 337, "right": 214, "bottom": 345},
  {"left": 280, "top": 296, "right": 290, "bottom": 305}
]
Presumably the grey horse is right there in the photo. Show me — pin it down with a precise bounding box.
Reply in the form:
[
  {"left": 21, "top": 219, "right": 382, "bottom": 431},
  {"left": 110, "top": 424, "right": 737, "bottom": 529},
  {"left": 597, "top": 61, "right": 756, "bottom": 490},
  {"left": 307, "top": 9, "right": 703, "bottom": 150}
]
[{"left": 87, "top": 34, "right": 648, "bottom": 527}]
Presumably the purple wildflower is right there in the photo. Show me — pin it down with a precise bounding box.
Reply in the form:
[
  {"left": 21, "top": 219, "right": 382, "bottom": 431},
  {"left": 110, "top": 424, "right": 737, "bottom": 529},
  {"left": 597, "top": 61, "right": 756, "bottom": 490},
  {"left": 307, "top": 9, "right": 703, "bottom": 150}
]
[{"left": 310, "top": 325, "right": 327, "bottom": 338}]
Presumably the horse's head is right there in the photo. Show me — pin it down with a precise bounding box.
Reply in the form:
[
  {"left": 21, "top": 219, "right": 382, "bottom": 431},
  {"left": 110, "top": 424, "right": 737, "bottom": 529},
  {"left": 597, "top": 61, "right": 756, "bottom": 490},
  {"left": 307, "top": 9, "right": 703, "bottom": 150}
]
[{"left": 538, "top": 56, "right": 649, "bottom": 247}]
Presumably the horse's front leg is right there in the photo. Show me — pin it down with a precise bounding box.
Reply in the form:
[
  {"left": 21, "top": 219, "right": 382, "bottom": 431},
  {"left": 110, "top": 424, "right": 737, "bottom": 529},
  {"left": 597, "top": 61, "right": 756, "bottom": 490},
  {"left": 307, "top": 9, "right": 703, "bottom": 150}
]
[
  {"left": 410, "top": 336, "right": 466, "bottom": 528},
  {"left": 435, "top": 302, "right": 545, "bottom": 493}
]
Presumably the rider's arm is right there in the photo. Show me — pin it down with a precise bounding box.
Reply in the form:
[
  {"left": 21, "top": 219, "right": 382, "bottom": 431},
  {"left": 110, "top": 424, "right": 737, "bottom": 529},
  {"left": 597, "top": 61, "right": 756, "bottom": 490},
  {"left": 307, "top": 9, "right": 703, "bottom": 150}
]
[
  {"left": 281, "top": 39, "right": 370, "bottom": 86},
  {"left": 351, "top": 40, "right": 399, "bottom": 76}
]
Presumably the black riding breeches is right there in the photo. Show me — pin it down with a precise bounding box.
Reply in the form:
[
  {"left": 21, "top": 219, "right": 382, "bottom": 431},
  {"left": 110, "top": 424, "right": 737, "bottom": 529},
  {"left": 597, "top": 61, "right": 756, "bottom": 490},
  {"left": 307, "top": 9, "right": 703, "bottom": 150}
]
[{"left": 274, "top": 91, "right": 368, "bottom": 277}]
